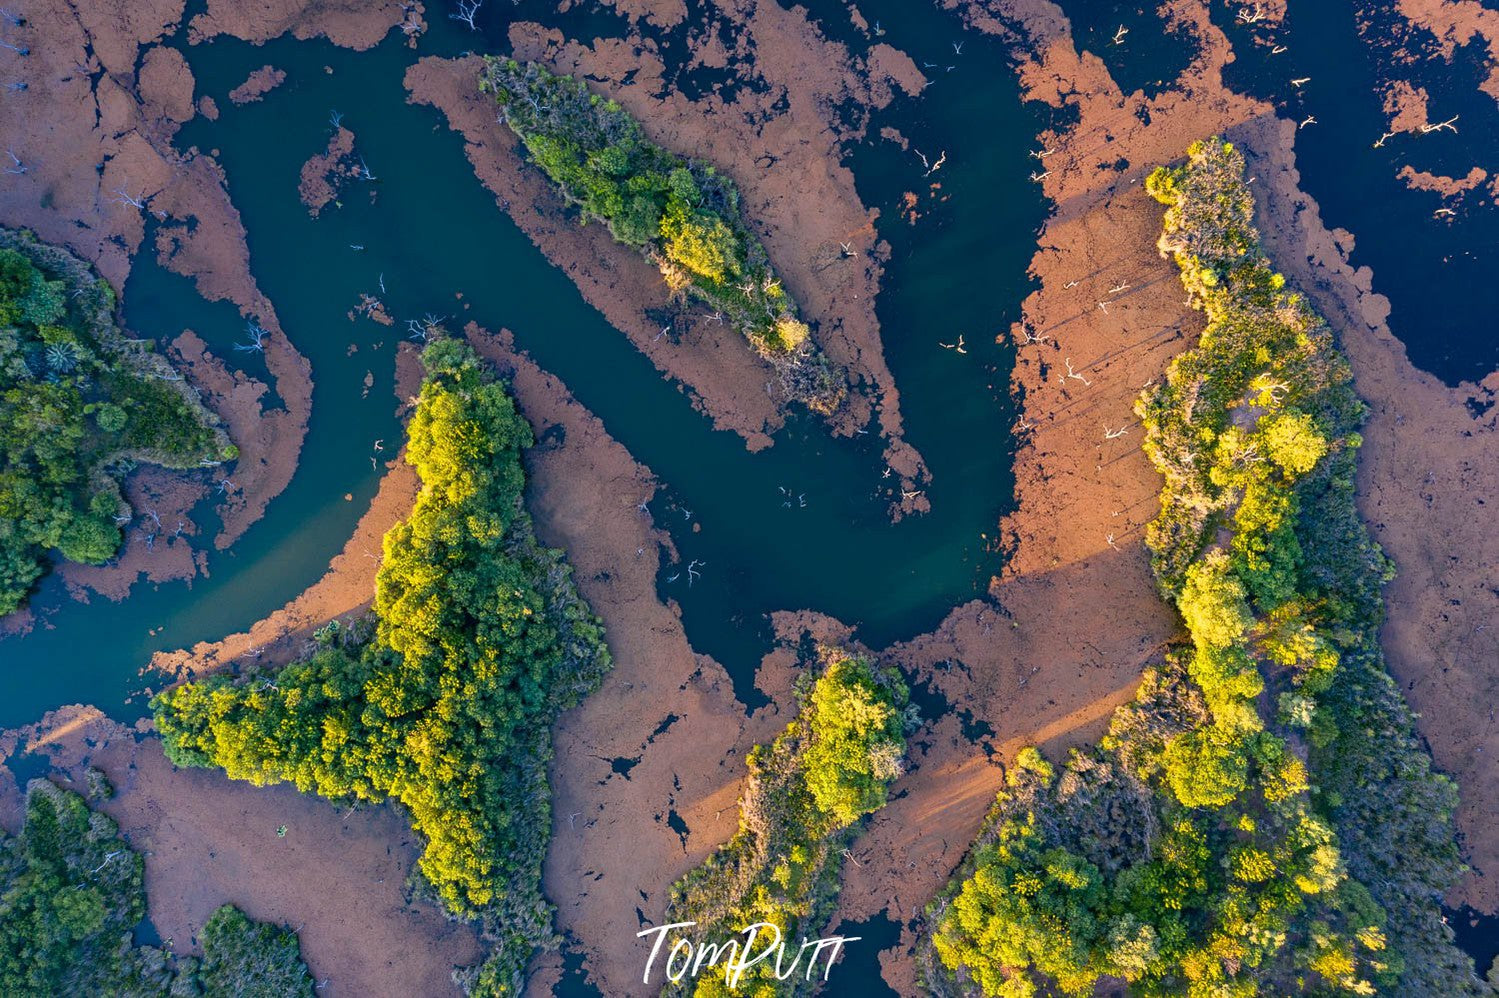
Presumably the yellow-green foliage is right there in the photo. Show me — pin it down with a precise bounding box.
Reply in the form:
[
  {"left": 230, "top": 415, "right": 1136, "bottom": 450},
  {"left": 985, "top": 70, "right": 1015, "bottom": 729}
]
[
  {"left": 925, "top": 140, "right": 1476, "bottom": 997},
  {"left": 0, "top": 230, "right": 226, "bottom": 615},
  {"left": 153, "top": 338, "right": 611, "bottom": 995},
  {"left": 665, "top": 651, "right": 909, "bottom": 997},
  {"left": 0, "top": 780, "right": 310, "bottom": 995},
  {"left": 480, "top": 58, "right": 844, "bottom": 413}
]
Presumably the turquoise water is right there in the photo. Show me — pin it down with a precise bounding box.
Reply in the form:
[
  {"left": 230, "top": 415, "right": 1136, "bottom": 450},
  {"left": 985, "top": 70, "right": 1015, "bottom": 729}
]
[{"left": 0, "top": 5, "right": 1043, "bottom": 727}]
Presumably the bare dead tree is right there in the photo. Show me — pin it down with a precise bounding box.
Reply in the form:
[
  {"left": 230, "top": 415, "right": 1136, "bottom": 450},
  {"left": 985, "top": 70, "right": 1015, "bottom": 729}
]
[
  {"left": 329, "top": 109, "right": 343, "bottom": 128},
  {"left": 450, "top": 0, "right": 483, "bottom": 30},
  {"left": 0, "top": 8, "right": 23, "bottom": 26},
  {"left": 89, "top": 851, "right": 125, "bottom": 874},
  {"left": 1420, "top": 114, "right": 1459, "bottom": 135},
  {"left": 1029, "top": 170, "right": 1050, "bottom": 183},
  {"left": 952, "top": 40, "right": 964, "bottom": 55},
  {"left": 924, "top": 150, "right": 947, "bottom": 177},
  {"left": 1104, "top": 424, "right": 1130, "bottom": 440},
  {"left": 686, "top": 559, "right": 703, "bottom": 586},
  {"left": 236, "top": 321, "right": 269, "bottom": 353},
  {"left": 5, "top": 80, "right": 25, "bottom": 91},
  {"left": 1064, "top": 357, "right": 1092, "bottom": 386},
  {"left": 0, "top": 38, "right": 27, "bottom": 56},
  {"left": 1271, "top": 45, "right": 1287, "bottom": 54},
  {"left": 358, "top": 155, "right": 376, "bottom": 181},
  {"left": 1298, "top": 115, "right": 1316, "bottom": 129},
  {"left": 399, "top": 2, "right": 423, "bottom": 36},
  {"left": 406, "top": 313, "right": 446, "bottom": 342},
  {"left": 3, "top": 147, "right": 21, "bottom": 173},
  {"left": 110, "top": 187, "right": 147, "bottom": 210},
  {"left": 1111, "top": 24, "right": 1128, "bottom": 46},
  {"left": 1237, "top": 3, "right": 1265, "bottom": 23},
  {"left": 1290, "top": 76, "right": 1310, "bottom": 87},
  {"left": 1029, "top": 147, "right": 1054, "bottom": 160},
  {"left": 1108, "top": 280, "right": 1131, "bottom": 294},
  {"left": 1373, "top": 131, "right": 1394, "bottom": 149}
]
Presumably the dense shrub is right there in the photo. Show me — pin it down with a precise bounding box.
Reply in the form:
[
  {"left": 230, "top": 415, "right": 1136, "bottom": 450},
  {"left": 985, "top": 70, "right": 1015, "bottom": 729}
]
[
  {"left": 924, "top": 140, "right": 1478, "bottom": 997},
  {"left": 480, "top": 58, "right": 845, "bottom": 414},
  {"left": 153, "top": 337, "right": 611, "bottom": 995},
  {"left": 665, "top": 651, "right": 912, "bottom": 997},
  {"left": 0, "top": 229, "right": 226, "bottom": 615},
  {"left": 0, "top": 779, "right": 310, "bottom": 996}
]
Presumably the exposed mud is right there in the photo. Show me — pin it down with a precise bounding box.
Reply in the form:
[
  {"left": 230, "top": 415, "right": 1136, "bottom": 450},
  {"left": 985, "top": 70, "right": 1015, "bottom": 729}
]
[
  {"left": 0, "top": 1, "right": 316, "bottom": 577},
  {"left": 1243, "top": 121, "right": 1499, "bottom": 915},
  {"left": 0, "top": 707, "right": 483, "bottom": 998},
  {"left": 59, "top": 470, "right": 210, "bottom": 602},
  {"left": 825, "top": 0, "right": 1499, "bottom": 989},
  {"left": 1383, "top": 0, "right": 1499, "bottom": 106},
  {"left": 228, "top": 65, "right": 288, "bottom": 105},
  {"left": 298, "top": 125, "right": 359, "bottom": 217},
  {"left": 4, "top": 1, "right": 1496, "bottom": 994},
  {"left": 406, "top": 0, "right": 932, "bottom": 490},
  {"left": 186, "top": 0, "right": 415, "bottom": 51},
  {"left": 466, "top": 325, "right": 789, "bottom": 996},
  {"left": 149, "top": 345, "right": 424, "bottom": 680}
]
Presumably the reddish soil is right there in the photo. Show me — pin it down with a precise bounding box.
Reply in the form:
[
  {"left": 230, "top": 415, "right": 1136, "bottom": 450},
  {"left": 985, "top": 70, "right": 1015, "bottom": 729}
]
[
  {"left": 1383, "top": 79, "right": 1432, "bottom": 133},
  {"left": 0, "top": 1, "right": 316, "bottom": 575},
  {"left": 1245, "top": 125, "right": 1499, "bottom": 915},
  {"left": 467, "top": 326, "right": 786, "bottom": 995},
  {"left": 0, "top": 707, "right": 483, "bottom": 998},
  {"left": 150, "top": 345, "right": 424, "bottom": 680},
  {"left": 186, "top": 0, "right": 414, "bottom": 50},
  {"left": 406, "top": 2, "right": 933, "bottom": 490},
  {"left": 1397, "top": 163, "right": 1488, "bottom": 196},
  {"left": 1387, "top": 0, "right": 1499, "bottom": 105},
  {"left": 298, "top": 126, "right": 359, "bottom": 217},
  {"left": 59, "top": 470, "right": 210, "bottom": 601},
  {"left": 824, "top": 0, "right": 1499, "bottom": 987},
  {"left": 3, "top": 2, "right": 1495, "bottom": 994},
  {"left": 228, "top": 65, "right": 287, "bottom": 105}
]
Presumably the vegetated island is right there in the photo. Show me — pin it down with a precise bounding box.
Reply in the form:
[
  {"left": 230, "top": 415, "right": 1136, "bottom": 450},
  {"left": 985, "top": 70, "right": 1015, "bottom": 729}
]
[
  {"left": 1, "top": 777, "right": 312, "bottom": 995},
  {"left": 151, "top": 337, "right": 611, "bottom": 995},
  {"left": 480, "top": 58, "right": 847, "bottom": 416},
  {"left": 923, "top": 140, "right": 1479, "bottom": 996},
  {"left": 663, "top": 650, "right": 912, "bottom": 996},
  {"left": 0, "top": 229, "right": 232, "bottom": 616}
]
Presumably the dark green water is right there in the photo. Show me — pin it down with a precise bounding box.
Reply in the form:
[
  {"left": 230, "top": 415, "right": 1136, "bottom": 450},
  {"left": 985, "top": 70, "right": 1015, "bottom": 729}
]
[{"left": 0, "top": 4, "right": 1043, "bottom": 732}]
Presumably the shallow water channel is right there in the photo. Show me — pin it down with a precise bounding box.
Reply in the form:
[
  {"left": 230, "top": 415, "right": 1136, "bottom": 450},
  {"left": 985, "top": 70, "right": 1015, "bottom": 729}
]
[{"left": 1, "top": 4, "right": 1043, "bottom": 730}]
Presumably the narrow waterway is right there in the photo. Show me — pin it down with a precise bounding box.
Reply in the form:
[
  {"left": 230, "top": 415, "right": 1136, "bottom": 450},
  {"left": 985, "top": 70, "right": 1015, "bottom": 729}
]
[{"left": 0, "top": 4, "right": 1044, "bottom": 727}]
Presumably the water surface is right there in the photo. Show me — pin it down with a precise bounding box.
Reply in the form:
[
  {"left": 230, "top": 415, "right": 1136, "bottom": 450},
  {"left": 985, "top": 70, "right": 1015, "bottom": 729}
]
[{"left": 1, "top": 5, "right": 1042, "bottom": 729}]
